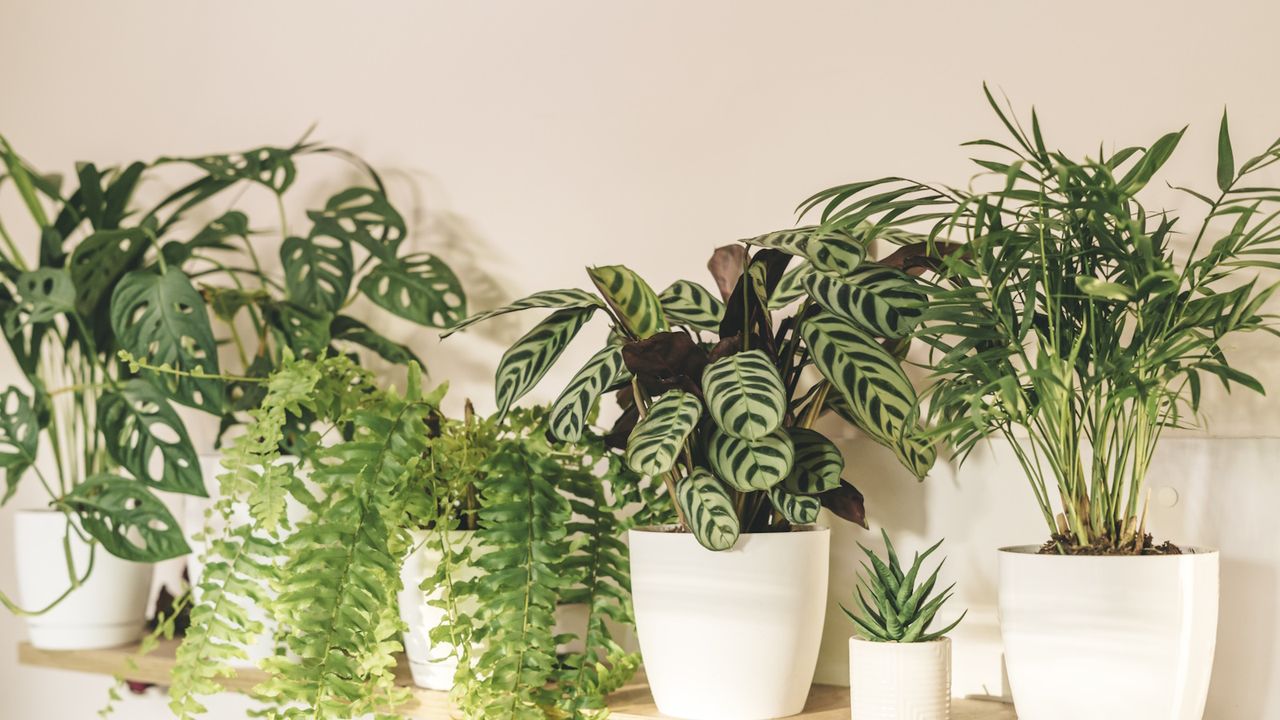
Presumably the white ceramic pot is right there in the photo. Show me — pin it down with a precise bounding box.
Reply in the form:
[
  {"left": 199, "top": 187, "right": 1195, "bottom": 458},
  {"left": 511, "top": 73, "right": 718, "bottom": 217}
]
[
  {"left": 998, "top": 545, "right": 1218, "bottom": 720},
  {"left": 398, "top": 529, "right": 482, "bottom": 690},
  {"left": 848, "top": 636, "right": 951, "bottom": 720},
  {"left": 15, "top": 510, "right": 153, "bottom": 650},
  {"left": 629, "top": 525, "right": 830, "bottom": 720}
]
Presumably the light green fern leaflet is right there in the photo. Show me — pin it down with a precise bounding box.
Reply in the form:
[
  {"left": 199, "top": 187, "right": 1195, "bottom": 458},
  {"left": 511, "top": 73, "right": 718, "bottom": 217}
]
[
  {"left": 549, "top": 344, "right": 631, "bottom": 443},
  {"left": 625, "top": 390, "right": 702, "bottom": 476},
  {"left": 676, "top": 468, "right": 740, "bottom": 551},
  {"left": 701, "top": 349, "right": 786, "bottom": 440},
  {"left": 442, "top": 288, "right": 603, "bottom": 338},
  {"left": 801, "top": 311, "right": 934, "bottom": 478},
  {"left": 495, "top": 306, "right": 597, "bottom": 416},
  {"left": 768, "top": 486, "right": 821, "bottom": 525},
  {"left": 706, "top": 427, "right": 794, "bottom": 491},
  {"left": 741, "top": 226, "right": 866, "bottom": 277},
  {"left": 803, "top": 264, "right": 926, "bottom": 338},
  {"left": 782, "top": 427, "right": 844, "bottom": 494},
  {"left": 658, "top": 280, "right": 724, "bottom": 332},
  {"left": 769, "top": 262, "right": 814, "bottom": 309},
  {"left": 588, "top": 264, "right": 669, "bottom": 339}
]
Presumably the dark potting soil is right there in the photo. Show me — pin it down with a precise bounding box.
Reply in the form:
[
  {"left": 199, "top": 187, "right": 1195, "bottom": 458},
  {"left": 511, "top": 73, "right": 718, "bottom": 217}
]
[{"left": 1037, "top": 533, "right": 1184, "bottom": 556}]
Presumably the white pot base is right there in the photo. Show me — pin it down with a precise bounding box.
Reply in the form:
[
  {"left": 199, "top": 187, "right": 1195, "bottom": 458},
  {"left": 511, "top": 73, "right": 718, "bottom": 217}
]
[
  {"left": 26, "top": 622, "right": 145, "bottom": 650},
  {"left": 848, "top": 636, "right": 951, "bottom": 720}
]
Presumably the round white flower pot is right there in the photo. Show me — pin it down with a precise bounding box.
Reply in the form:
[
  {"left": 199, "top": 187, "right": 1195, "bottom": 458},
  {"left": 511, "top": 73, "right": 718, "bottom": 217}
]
[
  {"left": 998, "top": 545, "right": 1218, "bottom": 720},
  {"left": 848, "top": 636, "right": 951, "bottom": 720},
  {"left": 629, "top": 525, "right": 830, "bottom": 720},
  {"left": 15, "top": 509, "right": 153, "bottom": 650}
]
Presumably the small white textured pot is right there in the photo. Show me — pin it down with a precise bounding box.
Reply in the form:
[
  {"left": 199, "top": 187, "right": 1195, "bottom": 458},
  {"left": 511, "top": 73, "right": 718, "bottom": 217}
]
[
  {"left": 848, "top": 637, "right": 951, "bottom": 720},
  {"left": 15, "top": 510, "right": 153, "bottom": 649},
  {"left": 998, "top": 545, "right": 1219, "bottom": 720},
  {"left": 630, "top": 525, "right": 830, "bottom": 720}
]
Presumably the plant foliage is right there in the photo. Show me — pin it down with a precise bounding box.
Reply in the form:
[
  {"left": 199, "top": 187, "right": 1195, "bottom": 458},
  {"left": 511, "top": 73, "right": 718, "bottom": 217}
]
[{"left": 842, "top": 531, "right": 964, "bottom": 643}]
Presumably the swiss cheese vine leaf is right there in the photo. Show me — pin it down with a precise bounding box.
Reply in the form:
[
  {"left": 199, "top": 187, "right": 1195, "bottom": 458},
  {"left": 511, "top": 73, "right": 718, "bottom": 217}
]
[
  {"left": 97, "top": 379, "right": 204, "bottom": 496},
  {"left": 64, "top": 475, "right": 190, "bottom": 562}
]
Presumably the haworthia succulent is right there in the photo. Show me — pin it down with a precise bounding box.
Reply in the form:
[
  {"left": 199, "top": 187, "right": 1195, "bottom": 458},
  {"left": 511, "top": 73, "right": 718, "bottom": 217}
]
[
  {"left": 494, "top": 306, "right": 596, "bottom": 416},
  {"left": 549, "top": 344, "right": 631, "bottom": 442},
  {"left": 782, "top": 427, "right": 844, "bottom": 494},
  {"left": 658, "top": 280, "right": 724, "bottom": 332},
  {"left": 741, "top": 226, "right": 866, "bottom": 277},
  {"left": 588, "top": 264, "right": 668, "bottom": 339},
  {"left": 803, "top": 264, "right": 926, "bottom": 338},
  {"left": 801, "top": 311, "right": 932, "bottom": 478},
  {"left": 442, "top": 288, "right": 603, "bottom": 338},
  {"left": 706, "top": 427, "right": 795, "bottom": 491},
  {"left": 701, "top": 349, "right": 786, "bottom": 441},
  {"left": 768, "top": 486, "right": 821, "bottom": 525},
  {"left": 769, "top": 262, "right": 814, "bottom": 309},
  {"left": 675, "top": 468, "right": 740, "bottom": 551},
  {"left": 625, "top": 390, "right": 702, "bottom": 476}
]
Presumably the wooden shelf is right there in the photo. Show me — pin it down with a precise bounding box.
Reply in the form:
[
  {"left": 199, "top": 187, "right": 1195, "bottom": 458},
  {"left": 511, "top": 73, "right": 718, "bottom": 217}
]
[{"left": 18, "top": 641, "right": 1016, "bottom": 719}]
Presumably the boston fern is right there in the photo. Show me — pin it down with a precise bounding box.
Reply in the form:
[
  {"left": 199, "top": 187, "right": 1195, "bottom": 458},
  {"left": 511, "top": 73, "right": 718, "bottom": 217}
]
[
  {"left": 843, "top": 531, "right": 964, "bottom": 643},
  {"left": 447, "top": 234, "right": 938, "bottom": 551},
  {"left": 807, "top": 86, "right": 1280, "bottom": 553}
]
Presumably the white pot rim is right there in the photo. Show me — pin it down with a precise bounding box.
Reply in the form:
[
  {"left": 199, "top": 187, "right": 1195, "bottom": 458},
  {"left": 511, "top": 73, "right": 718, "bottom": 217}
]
[
  {"left": 999, "top": 544, "right": 1218, "bottom": 556},
  {"left": 632, "top": 524, "right": 828, "bottom": 535},
  {"left": 848, "top": 634, "right": 951, "bottom": 645}
]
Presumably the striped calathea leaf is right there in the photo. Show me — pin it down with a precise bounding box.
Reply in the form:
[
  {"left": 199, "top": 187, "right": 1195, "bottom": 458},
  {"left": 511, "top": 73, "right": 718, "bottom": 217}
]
[
  {"left": 549, "top": 344, "right": 631, "bottom": 442},
  {"left": 801, "top": 310, "right": 934, "bottom": 479},
  {"left": 769, "top": 262, "right": 814, "bottom": 309},
  {"left": 494, "top": 306, "right": 596, "bottom": 416},
  {"left": 658, "top": 280, "right": 724, "bottom": 332},
  {"left": 768, "top": 486, "right": 821, "bottom": 525},
  {"left": 740, "top": 226, "right": 866, "bottom": 277},
  {"left": 705, "top": 427, "right": 795, "bottom": 491},
  {"left": 676, "top": 467, "right": 740, "bottom": 551},
  {"left": 588, "top": 264, "right": 669, "bottom": 339},
  {"left": 782, "top": 427, "right": 844, "bottom": 494},
  {"left": 828, "top": 393, "right": 937, "bottom": 481},
  {"left": 442, "top": 288, "right": 603, "bottom": 337},
  {"left": 625, "top": 390, "right": 702, "bottom": 476},
  {"left": 803, "top": 264, "right": 926, "bottom": 338},
  {"left": 701, "top": 349, "right": 786, "bottom": 440}
]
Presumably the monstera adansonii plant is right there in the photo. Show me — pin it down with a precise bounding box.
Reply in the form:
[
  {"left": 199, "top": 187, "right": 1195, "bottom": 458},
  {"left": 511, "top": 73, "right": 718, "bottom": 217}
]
[
  {"left": 0, "top": 133, "right": 466, "bottom": 611},
  {"left": 446, "top": 233, "right": 937, "bottom": 550}
]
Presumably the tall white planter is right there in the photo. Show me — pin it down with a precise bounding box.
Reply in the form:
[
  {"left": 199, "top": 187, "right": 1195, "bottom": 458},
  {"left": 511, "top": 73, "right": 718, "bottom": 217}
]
[
  {"left": 15, "top": 510, "right": 153, "bottom": 650},
  {"left": 998, "top": 546, "right": 1218, "bottom": 720},
  {"left": 629, "top": 526, "right": 830, "bottom": 720},
  {"left": 848, "top": 637, "right": 951, "bottom": 720}
]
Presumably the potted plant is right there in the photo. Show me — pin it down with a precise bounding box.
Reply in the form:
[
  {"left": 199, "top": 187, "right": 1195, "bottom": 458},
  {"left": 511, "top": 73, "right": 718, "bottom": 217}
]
[
  {"left": 446, "top": 239, "right": 937, "bottom": 718},
  {"left": 807, "top": 87, "right": 1280, "bottom": 719},
  {"left": 844, "top": 532, "right": 963, "bottom": 720}
]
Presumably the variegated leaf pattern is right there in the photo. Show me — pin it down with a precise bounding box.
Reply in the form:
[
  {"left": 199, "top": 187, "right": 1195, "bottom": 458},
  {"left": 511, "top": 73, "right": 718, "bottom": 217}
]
[
  {"left": 676, "top": 467, "right": 740, "bottom": 551},
  {"left": 769, "top": 262, "right": 814, "bottom": 309},
  {"left": 549, "top": 344, "right": 631, "bottom": 442},
  {"left": 706, "top": 427, "right": 795, "bottom": 491},
  {"left": 625, "top": 390, "right": 702, "bottom": 476},
  {"left": 825, "top": 393, "right": 936, "bottom": 480},
  {"left": 701, "top": 349, "right": 786, "bottom": 440},
  {"left": 800, "top": 309, "right": 920, "bottom": 454},
  {"left": 803, "top": 264, "right": 926, "bottom": 338},
  {"left": 768, "top": 486, "right": 821, "bottom": 525},
  {"left": 587, "top": 264, "right": 669, "bottom": 338},
  {"left": 741, "top": 226, "right": 866, "bottom": 277},
  {"left": 782, "top": 427, "right": 844, "bottom": 494},
  {"left": 658, "top": 280, "right": 724, "bottom": 332},
  {"left": 494, "top": 306, "right": 596, "bottom": 416},
  {"left": 442, "top": 288, "right": 602, "bottom": 338}
]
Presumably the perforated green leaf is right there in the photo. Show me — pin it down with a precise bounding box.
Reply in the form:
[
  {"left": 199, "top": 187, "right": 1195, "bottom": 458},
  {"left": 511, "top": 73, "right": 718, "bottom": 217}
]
[
  {"left": 13, "top": 268, "right": 74, "bottom": 326},
  {"left": 280, "top": 231, "right": 353, "bottom": 313},
  {"left": 69, "top": 227, "right": 148, "bottom": 320},
  {"left": 803, "top": 264, "right": 925, "bottom": 338},
  {"left": 98, "top": 379, "right": 204, "bottom": 496},
  {"left": 658, "top": 280, "right": 724, "bottom": 332},
  {"left": 741, "top": 226, "right": 866, "bottom": 277},
  {"left": 330, "top": 315, "right": 422, "bottom": 367},
  {"left": 549, "top": 345, "right": 630, "bottom": 442},
  {"left": 495, "top": 306, "right": 596, "bottom": 416},
  {"left": 444, "top": 288, "right": 603, "bottom": 338},
  {"left": 65, "top": 475, "right": 191, "bottom": 562},
  {"left": 0, "top": 387, "right": 38, "bottom": 503},
  {"left": 111, "top": 268, "right": 223, "bottom": 414},
  {"left": 358, "top": 253, "right": 467, "bottom": 329},
  {"left": 782, "top": 427, "right": 844, "bottom": 494},
  {"left": 701, "top": 349, "right": 786, "bottom": 440},
  {"left": 675, "top": 468, "right": 739, "bottom": 551},
  {"left": 706, "top": 427, "right": 794, "bottom": 491},
  {"left": 307, "top": 187, "right": 406, "bottom": 262},
  {"left": 588, "top": 265, "right": 668, "bottom": 338},
  {"left": 625, "top": 390, "right": 701, "bottom": 476},
  {"left": 768, "top": 486, "right": 821, "bottom": 525}
]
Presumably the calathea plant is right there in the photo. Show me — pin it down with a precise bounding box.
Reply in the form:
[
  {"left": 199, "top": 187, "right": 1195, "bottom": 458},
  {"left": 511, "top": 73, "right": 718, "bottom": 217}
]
[
  {"left": 446, "top": 233, "right": 937, "bottom": 551},
  {"left": 808, "top": 87, "right": 1280, "bottom": 554}
]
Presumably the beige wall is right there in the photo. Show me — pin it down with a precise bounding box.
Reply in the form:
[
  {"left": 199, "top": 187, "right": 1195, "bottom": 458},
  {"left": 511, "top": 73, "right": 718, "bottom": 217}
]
[{"left": 1, "top": 1, "right": 1278, "bottom": 718}]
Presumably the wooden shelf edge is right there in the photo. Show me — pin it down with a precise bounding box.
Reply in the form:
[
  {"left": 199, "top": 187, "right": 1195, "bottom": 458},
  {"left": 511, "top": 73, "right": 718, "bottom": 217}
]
[{"left": 17, "top": 641, "right": 1016, "bottom": 719}]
